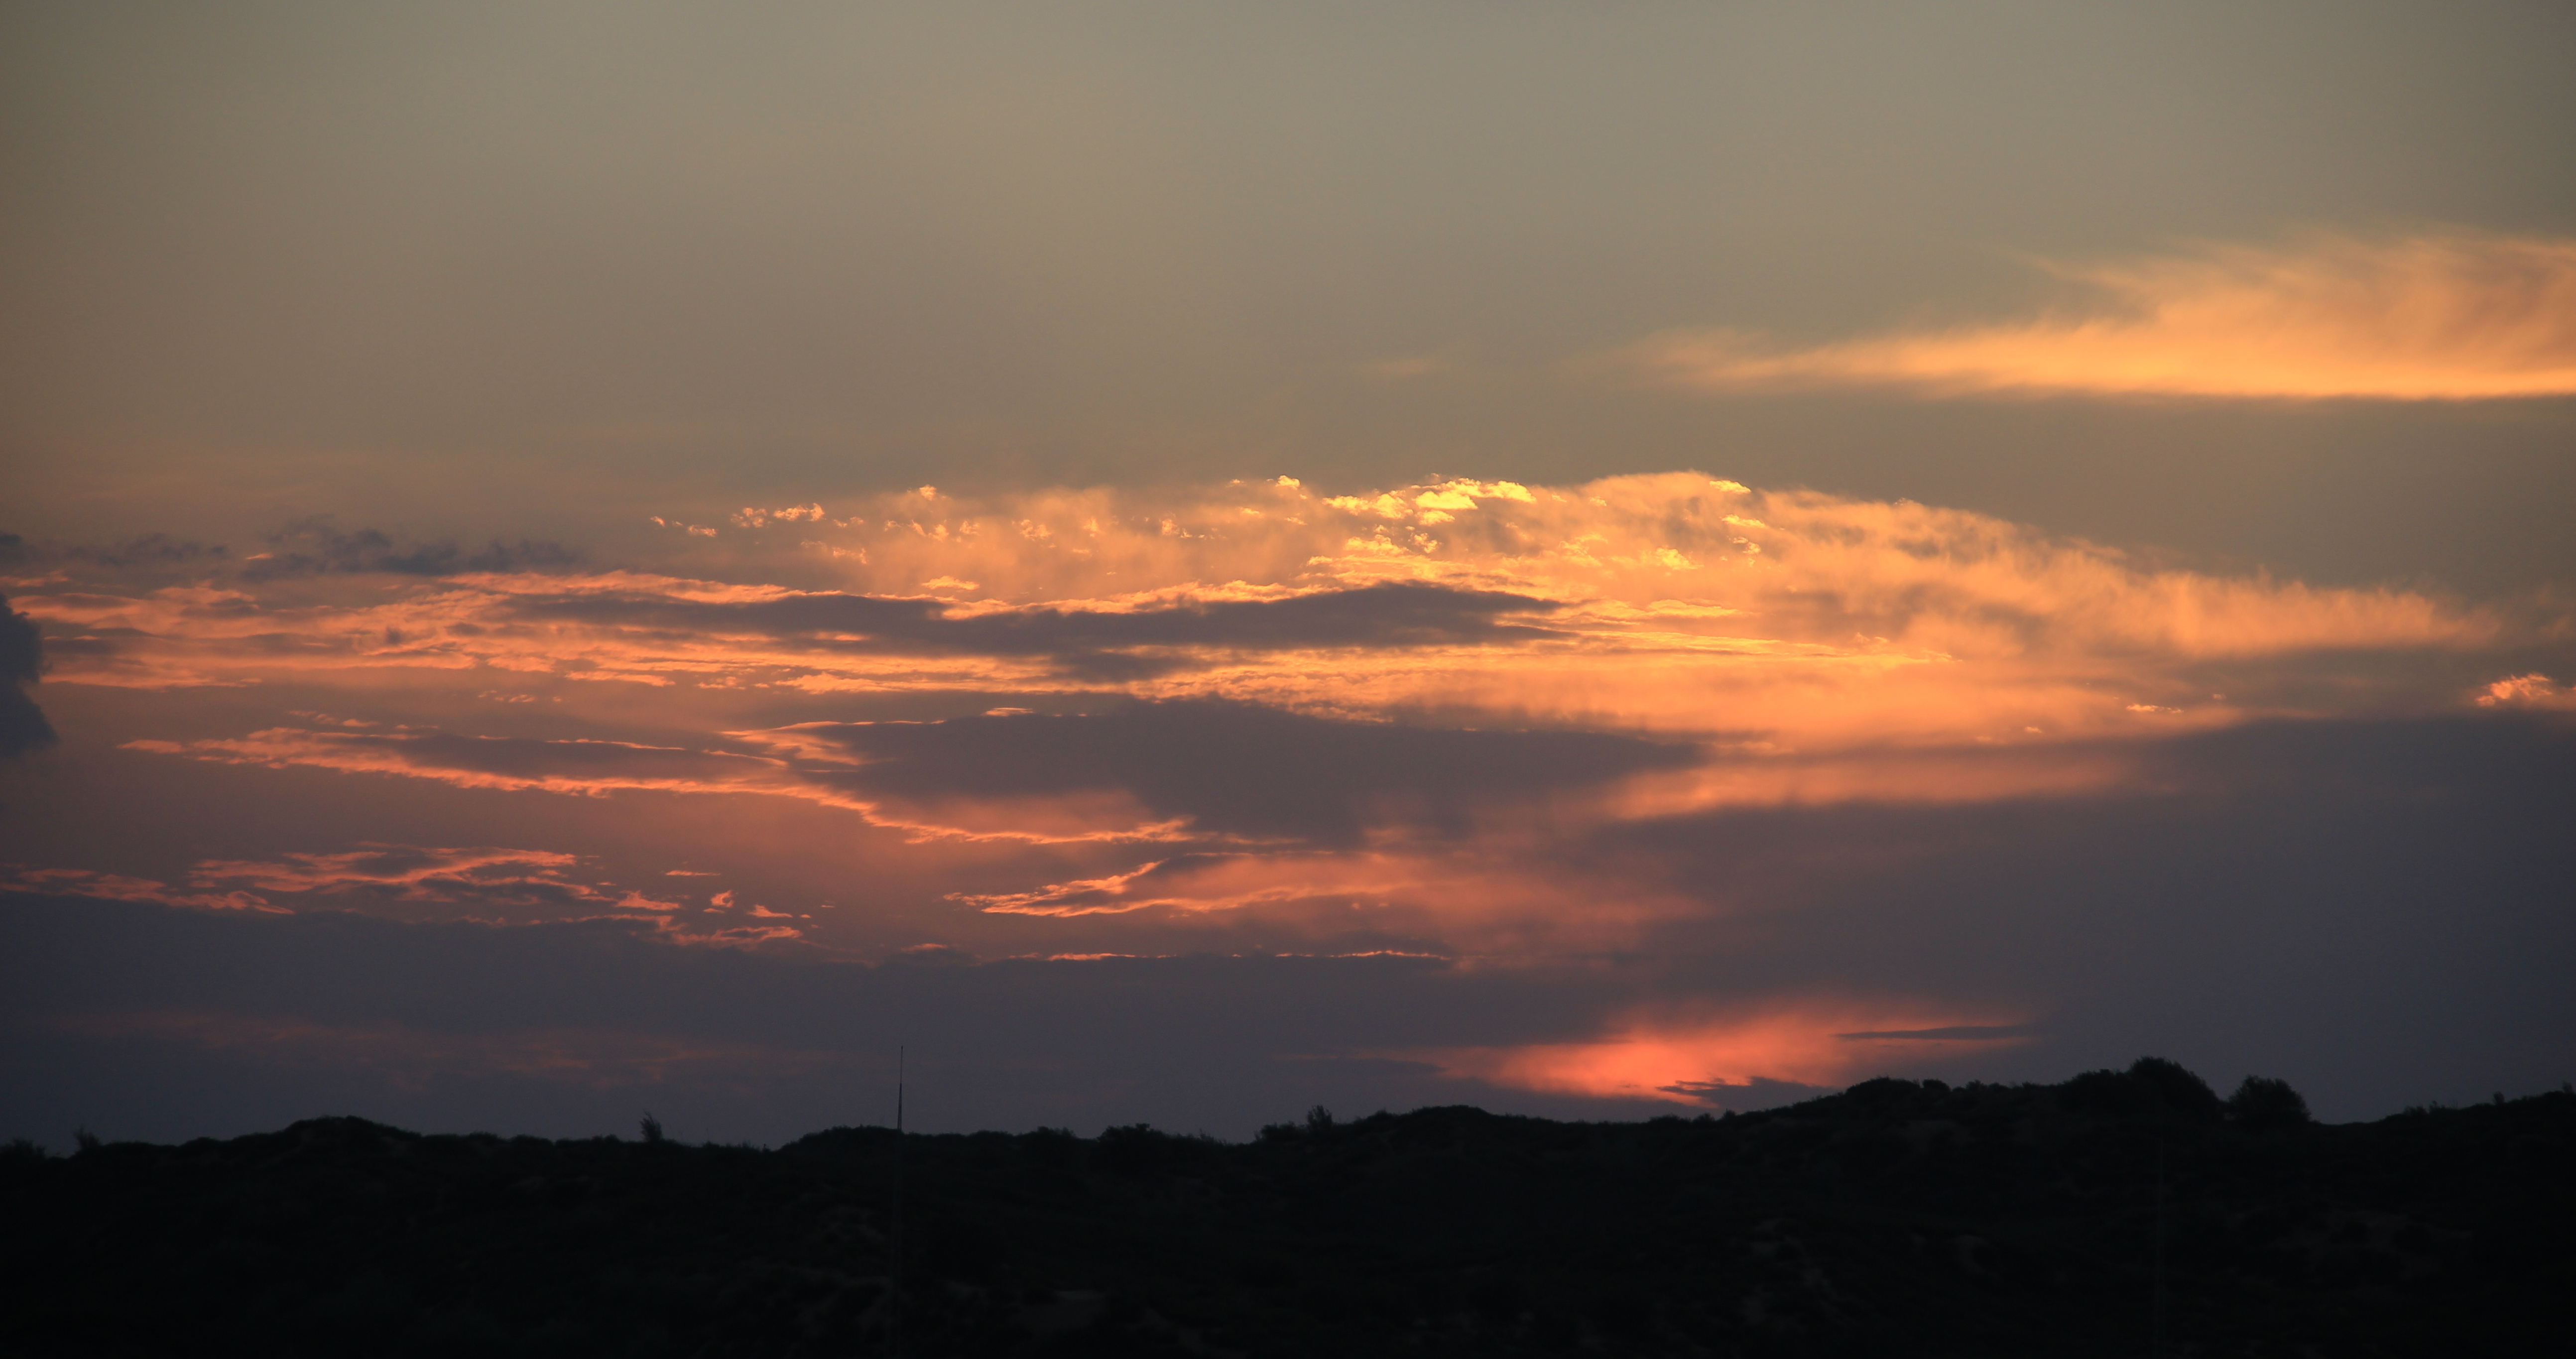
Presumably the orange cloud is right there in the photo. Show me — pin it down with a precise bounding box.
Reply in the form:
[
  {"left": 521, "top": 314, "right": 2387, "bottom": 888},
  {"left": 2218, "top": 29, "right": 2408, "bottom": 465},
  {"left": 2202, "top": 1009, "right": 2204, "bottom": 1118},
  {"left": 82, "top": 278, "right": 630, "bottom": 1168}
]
[
  {"left": 128, "top": 725, "right": 1199, "bottom": 846},
  {"left": 181, "top": 844, "right": 704, "bottom": 917},
  {"left": 40, "top": 472, "right": 2521, "bottom": 865},
  {"left": 944, "top": 847, "right": 1708, "bottom": 960},
  {"left": 125, "top": 728, "right": 793, "bottom": 798},
  {"left": 1410, "top": 1004, "right": 2036, "bottom": 1106},
  {"left": 1630, "top": 231, "right": 2576, "bottom": 400},
  {"left": 2475, "top": 672, "right": 2576, "bottom": 709}
]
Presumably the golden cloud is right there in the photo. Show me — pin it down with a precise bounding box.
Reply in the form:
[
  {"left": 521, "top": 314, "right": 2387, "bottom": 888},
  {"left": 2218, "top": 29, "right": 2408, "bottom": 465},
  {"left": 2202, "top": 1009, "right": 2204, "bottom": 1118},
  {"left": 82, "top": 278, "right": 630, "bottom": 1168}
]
[
  {"left": 1628, "top": 231, "right": 2576, "bottom": 400},
  {"left": 36, "top": 473, "right": 2501, "bottom": 771}
]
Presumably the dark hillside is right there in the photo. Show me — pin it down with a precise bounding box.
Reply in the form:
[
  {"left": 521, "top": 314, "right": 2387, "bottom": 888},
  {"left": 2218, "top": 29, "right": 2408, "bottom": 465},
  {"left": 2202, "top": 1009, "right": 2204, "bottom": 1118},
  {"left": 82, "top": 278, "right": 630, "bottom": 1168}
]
[{"left": 4, "top": 1060, "right": 2569, "bottom": 1357}]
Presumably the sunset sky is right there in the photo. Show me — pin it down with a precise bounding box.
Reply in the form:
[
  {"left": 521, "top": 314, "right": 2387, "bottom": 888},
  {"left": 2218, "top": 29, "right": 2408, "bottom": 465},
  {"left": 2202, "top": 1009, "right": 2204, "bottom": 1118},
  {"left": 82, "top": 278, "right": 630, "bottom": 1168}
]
[{"left": 5, "top": 1, "right": 2572, "bottom": 1147}]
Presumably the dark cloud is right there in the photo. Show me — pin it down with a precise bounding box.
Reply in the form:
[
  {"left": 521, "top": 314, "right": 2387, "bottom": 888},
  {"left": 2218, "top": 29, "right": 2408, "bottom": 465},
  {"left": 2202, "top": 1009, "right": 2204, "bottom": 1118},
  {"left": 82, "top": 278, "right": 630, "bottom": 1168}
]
[
  {"left": 1836, "top": 1024, "right": 2042, "bottom": 1041},
  {"left": 785, "top": 698, "right": 1700, "bottom": 843},
  {"left": 0, "top": 596, "right": 57, "bottom": 758},
  {"left": 514, "top": 580, "right": 1563, "bottom": 676},
  {"left": 70, "top": 534, "right": 232, "bottom": 570},
  {"left": 245, "top": 520, "right": 580, "bottom": 580},
  {"left": 0, "top": 534, "right": 233, "bottom": 586},
  {"left": 1656, "top": 1076, "right": 1837, "bottom": 1106},
  {"left": 181, "top": 845, "right": 632, "bottom": 918},
  {"left": 213, "top": 729, "right": 765, "bottom": 789}
]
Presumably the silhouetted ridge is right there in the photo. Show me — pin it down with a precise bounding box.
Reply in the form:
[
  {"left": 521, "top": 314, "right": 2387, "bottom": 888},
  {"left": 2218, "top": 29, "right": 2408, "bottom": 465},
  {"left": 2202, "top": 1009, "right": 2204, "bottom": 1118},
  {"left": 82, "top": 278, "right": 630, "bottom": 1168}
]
[{"left": 4, "top": 1062, "right": 2568, "bottom": 1356}]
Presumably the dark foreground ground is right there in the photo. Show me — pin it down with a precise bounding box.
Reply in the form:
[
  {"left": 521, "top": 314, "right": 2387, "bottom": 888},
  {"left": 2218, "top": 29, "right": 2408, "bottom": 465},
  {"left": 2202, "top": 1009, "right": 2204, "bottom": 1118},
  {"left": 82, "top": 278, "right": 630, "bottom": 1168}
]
[{"left": 5, "top": 1060, "right": 2570, "bottom": 1358}]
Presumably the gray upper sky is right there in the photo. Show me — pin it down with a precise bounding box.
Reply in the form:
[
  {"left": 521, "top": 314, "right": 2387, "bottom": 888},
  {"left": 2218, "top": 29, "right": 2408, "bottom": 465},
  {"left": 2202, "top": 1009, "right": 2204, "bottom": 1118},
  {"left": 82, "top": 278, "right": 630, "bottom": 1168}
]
[{"left": 8, "top": 1, "right": 2574, "bottom": 588}]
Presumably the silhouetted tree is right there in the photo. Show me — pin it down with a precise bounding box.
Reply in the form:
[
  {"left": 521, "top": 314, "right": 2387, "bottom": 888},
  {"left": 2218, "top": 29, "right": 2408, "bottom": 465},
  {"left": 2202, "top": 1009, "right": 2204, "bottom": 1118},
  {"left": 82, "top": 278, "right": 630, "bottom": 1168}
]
[{"left": 2225, "top": 1075, "right": 2312, "bottom": 1129}]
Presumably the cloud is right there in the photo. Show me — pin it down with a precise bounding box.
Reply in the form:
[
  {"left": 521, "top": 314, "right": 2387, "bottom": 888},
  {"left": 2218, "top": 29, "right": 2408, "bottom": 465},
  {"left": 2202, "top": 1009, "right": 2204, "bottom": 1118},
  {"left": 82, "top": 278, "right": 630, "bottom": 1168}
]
[
  {"left": 949, "top": 852, "right": 1452, "bottom": 919},
  {"left": 19, "top": 474, "right": 2505, "bottom": 753},
  {"left": 750, "top": 700, "right": 1696, "bottom": 847},
  {"left": 0, "top": 596, "right": 57, "bottom": 757},
  {"left": 0, "top": 865, "right": 277, "bottom": 913},
  {"left": 19, "top": 480, "right": 2564, "bottom": 1042},
  {"left": 126, "top": 699, "right": 1698, "bottom": 854},
  {"left": 5, "top": 713, "right": 2570, "bottom": 1142},
  {"left": 121, "top": 723, "right": 1203, "bottom": 846},
  {"left": 1836, "top": 1023, "right": 2043, "bottom": 1041},
  {"left": 126, "top": 729, "right": 793, "bottom": 801},
  {"left": 2476, "top": 672, "right": 2576, "bottom": 710},
  {"left": 0, "top": 847, "right": 706, "bottom": 925},
  {"left": 1628, "top": 231, "right": 2576, "bottom": 400},
  {"left": 184, "top": 845, "right": 677, "bottom": 919},
  {"left": 2, "top": 533, "right": 231, "bottom": 578},
  {"left": 242, "top": 520, "right": 581, "bottom": 580},
  {"left": 511, "top": 577, "right": 1563, "bottom": 682}
]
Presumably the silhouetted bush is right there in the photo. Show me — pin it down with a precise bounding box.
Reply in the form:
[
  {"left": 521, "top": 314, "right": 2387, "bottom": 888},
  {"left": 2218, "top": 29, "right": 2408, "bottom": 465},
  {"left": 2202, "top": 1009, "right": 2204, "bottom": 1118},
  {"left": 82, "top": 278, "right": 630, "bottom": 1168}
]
[
  {"left": 2127, "top": 1055, "right": 2225, "bottom": 1118},
  {"left": 1094, "top": 1122, "right": 1208, "bottom": 1177},
  {"left": 2227, "top": 1074, "right": 2314, "bottom": 1129},
  {"left": 1842, "top": 1076, "right": 1923, "bottom": 1108},
  {"left": 2063, "top": 1057, "right": 2224, "bottom": 1121}
]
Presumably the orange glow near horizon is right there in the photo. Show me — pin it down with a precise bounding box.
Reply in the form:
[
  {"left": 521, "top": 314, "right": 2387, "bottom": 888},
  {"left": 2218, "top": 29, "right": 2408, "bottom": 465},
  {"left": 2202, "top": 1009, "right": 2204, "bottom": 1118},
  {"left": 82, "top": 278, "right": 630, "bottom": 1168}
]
[{"left": 1407, "top": 1005, "right": 2037, "bottom": 1106}]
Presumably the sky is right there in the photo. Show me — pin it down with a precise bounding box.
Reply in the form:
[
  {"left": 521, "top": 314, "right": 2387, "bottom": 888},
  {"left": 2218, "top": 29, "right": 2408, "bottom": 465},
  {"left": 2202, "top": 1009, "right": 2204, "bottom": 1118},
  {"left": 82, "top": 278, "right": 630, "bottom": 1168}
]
[{"left": 3, "top": 0, "right": 2573, "bottom": 1147}]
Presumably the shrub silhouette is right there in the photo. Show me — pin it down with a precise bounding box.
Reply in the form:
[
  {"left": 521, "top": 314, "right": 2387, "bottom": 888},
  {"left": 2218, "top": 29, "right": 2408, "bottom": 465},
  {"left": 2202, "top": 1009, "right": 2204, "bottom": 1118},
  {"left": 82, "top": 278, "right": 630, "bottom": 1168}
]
[
  {"left": 2060, "top": 1058, "right": 2222, "bottom": 1121},
  {"left": 2226, "top": 1075, "right": 2313, "bottom": 1129},
  {"left": 2126, "top": 1056, "right": 2224, "bottom": 1118}
]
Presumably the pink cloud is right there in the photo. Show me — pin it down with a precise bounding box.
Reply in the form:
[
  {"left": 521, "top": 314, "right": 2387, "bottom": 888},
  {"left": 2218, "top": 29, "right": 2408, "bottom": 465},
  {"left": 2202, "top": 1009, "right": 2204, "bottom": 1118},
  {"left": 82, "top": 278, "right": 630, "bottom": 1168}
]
[{"left": 1403, "top": 1003, "right": 2036, "bottom": 1107}]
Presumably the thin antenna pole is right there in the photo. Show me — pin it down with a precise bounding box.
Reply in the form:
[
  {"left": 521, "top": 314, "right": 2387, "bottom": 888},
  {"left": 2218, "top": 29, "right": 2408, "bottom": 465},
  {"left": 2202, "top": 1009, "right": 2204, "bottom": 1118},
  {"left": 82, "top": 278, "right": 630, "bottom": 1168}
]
[{"left": 889, "top": 1045, "right": 904, "bottom": 1359}]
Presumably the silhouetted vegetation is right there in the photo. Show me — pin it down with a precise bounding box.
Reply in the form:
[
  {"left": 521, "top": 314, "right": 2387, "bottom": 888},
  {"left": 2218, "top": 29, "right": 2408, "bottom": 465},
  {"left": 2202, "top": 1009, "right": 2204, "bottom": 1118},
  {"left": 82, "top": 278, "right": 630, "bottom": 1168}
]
[{"left": 3, "top": 1059, "right": 2567, "bottom": 1357}]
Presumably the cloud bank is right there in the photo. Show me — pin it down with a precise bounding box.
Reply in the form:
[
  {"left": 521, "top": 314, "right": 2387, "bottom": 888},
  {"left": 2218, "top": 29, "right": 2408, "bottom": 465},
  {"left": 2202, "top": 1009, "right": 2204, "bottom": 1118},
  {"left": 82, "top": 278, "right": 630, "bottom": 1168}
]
[{"left": 3, "top": 473, "right": 2567, "bottom": 1134}]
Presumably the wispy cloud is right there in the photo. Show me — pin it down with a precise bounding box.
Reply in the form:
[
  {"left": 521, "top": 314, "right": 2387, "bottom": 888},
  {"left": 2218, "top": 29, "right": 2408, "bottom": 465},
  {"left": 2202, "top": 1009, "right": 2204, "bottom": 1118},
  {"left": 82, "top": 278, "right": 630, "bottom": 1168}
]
[{"left": 1627, "top": 231, "right": 2576, "bottom": 400}]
